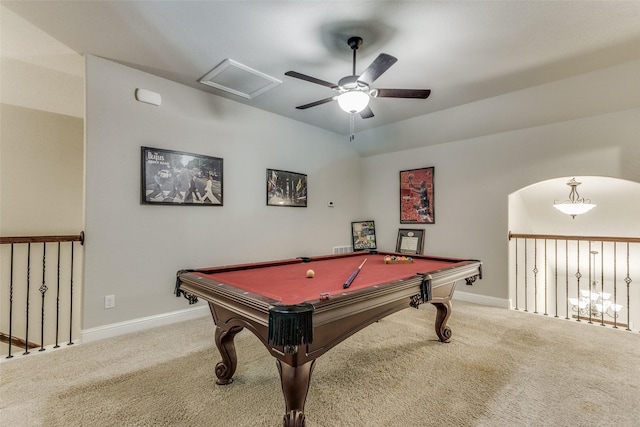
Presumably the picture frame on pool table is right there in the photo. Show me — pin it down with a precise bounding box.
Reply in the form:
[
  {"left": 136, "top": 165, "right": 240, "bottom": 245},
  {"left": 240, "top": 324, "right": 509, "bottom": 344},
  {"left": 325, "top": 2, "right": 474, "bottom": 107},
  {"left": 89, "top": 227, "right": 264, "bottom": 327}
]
[
  {"left": 351, "top": 220, "right": 377, "bottom": 251},
  {"left": 395, "top": 228, "right": 425, "bottom": 254},
  {"left": 399, "top": 166, "right": 434, "bottom": 224},
  {"left": 141, "top": 146, "right": 223, "bottom": 206}
]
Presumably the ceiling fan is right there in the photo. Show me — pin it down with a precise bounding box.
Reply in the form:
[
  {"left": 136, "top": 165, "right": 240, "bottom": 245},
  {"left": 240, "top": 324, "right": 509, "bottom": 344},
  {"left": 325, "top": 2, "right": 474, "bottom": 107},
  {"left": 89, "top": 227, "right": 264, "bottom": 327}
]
[{"left": 285, "top": 36, "right": 431, "bottom": 122}]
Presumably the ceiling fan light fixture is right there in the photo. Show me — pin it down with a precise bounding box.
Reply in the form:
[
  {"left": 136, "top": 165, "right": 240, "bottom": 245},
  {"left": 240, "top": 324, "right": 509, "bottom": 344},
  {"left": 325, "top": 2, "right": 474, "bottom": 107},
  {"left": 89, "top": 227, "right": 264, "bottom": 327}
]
[{"left": 337, "top": 90, "right": 370, "bottom": 113}]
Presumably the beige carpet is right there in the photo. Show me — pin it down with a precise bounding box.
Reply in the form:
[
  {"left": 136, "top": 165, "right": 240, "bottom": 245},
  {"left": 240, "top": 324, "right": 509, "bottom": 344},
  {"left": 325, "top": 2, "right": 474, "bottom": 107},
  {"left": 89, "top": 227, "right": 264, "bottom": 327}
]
[{"left": 1, "top": 301, "right": 639, "bottom": 426}]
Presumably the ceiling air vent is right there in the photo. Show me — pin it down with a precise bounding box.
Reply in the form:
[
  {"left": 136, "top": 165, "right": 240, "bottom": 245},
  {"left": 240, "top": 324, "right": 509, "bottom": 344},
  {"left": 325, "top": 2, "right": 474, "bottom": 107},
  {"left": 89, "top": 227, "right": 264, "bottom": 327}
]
[{"left": 199, "top": 59, "right": 281, "bottom": 99}]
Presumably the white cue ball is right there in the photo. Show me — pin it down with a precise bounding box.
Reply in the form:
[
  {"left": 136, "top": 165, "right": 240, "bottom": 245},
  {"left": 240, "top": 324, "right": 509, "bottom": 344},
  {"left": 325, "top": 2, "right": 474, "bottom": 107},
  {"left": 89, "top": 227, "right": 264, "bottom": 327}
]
[{"left": 306, "top": 269, "right": 315, "bottom": 278}]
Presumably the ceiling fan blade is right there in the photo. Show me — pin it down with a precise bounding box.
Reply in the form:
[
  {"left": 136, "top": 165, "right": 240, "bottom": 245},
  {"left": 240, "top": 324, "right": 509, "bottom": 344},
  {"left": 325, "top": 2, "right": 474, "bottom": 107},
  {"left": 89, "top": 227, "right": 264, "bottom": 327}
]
[
  {"left": 285, "top": 71, "right": 338, "bottom": 89},
  {"left": 375, "top": 88, "right": 431, "bottom": 99},
  {"left": 358, "top": 54, "right": 397, "bottom": 84},
  {"left": 295, "top": 96, "right": 336, "bottom": 110},
  {"left": 360, "top": 105, "right": 374, "bottom": 119}
]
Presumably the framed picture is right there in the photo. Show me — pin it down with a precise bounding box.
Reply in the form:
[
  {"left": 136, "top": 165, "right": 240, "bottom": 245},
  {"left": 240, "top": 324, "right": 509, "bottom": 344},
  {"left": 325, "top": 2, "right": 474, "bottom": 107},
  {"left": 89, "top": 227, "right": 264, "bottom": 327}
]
[
  {"left": 400, "top": 167, "right": 434, "bottom": 223},
  {"left": 351, "top": 220, "right": 377, "bottom": 251},
  {"left": 396, "top": 229, "right": 425, "bottom": 254},
  {"left": 141, "top": 146, "right": 223, "bottom": 205},
  {"left": 267, "top": 169, "right": 307, "bottom": 207}
]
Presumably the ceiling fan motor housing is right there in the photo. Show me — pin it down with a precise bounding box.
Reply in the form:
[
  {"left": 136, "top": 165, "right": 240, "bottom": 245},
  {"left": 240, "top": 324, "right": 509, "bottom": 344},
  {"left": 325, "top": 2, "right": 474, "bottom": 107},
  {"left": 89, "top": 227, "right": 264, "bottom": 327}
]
[
  {"left": 338, "top": 75, "right": 369, "bottom": 91},
  {"left": 347, "top": 36, "right": 363, "bottom": 50}
]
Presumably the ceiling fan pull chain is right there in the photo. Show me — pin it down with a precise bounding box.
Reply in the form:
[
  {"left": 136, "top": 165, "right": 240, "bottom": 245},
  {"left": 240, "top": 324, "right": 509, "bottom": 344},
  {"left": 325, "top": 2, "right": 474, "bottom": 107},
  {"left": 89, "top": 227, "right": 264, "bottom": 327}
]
[{"left": 349, "top": 114, "right": 355, "bottom": 142}]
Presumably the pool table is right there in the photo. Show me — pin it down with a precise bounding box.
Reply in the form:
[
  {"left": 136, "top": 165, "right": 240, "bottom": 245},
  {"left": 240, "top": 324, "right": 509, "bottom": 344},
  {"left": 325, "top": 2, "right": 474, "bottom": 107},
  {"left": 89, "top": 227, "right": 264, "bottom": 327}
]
[{"left": 176, "top": 251, "right": 481, "bottom": 426}]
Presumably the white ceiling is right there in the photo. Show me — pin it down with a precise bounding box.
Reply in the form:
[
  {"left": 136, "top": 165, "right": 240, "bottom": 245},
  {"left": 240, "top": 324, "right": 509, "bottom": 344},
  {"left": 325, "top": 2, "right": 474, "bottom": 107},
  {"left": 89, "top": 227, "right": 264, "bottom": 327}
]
[{"left": 3, "top": 1, "right": 640, "bottom": 138}]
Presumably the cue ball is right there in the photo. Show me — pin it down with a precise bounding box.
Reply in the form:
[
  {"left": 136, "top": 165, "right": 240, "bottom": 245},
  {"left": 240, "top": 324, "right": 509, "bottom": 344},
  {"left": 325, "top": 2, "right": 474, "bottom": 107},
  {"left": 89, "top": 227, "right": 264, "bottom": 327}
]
[{"left": 306, "top": 269, "right": 315, "bottom": 278}]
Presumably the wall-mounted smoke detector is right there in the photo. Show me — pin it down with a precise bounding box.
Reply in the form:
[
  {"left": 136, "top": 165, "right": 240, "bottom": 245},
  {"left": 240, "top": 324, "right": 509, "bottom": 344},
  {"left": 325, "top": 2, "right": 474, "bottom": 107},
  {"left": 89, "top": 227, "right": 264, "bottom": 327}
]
[{"left": 199, "top": 59, "right": 281, "bottom": 99}]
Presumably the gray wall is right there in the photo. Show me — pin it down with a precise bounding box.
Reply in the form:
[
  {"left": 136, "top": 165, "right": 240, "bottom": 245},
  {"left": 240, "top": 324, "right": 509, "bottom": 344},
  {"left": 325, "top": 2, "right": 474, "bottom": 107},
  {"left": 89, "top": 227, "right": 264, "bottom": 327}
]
[
  {"left": 356, "top": 54, "right": 640, "bottom": 304},
  {"left": 16, "top": 54, "right": 640, "bottom": 334},
  {"left": 0, "top": 104, "right": 83, "bottom": 235},
  {"left": 360, "top": 108, "right": 639, "bottom": 301},
  {"left": 84, "top": 56, "right": 362, "bottom": 329}
]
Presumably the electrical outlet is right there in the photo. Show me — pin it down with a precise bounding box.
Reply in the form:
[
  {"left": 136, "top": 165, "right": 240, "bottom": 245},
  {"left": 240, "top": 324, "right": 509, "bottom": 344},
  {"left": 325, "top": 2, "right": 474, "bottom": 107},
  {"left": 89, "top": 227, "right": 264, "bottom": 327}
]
[{"left": 105, "top": 294, "right": 116, "bottom": 309}]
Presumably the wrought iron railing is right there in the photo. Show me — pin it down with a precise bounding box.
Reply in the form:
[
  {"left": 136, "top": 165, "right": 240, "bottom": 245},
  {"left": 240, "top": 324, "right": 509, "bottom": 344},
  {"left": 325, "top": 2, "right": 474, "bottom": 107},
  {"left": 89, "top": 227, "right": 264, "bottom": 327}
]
[
  {"left": 1, "top": 233, "right": 84, "bottom": 358},
  {"left": 509, "top": 232, "right": 639, "bottom": 332}
]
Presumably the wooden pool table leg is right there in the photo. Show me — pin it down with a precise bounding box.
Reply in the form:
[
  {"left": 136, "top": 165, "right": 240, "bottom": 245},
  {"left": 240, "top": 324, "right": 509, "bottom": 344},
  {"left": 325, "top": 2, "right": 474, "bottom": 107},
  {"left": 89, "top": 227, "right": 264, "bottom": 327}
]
[
  {"left": 431, "top": 300, "right": 453, "bottom": 343},
  {"left": 276, "top": 359, "right": 316, "bottom": 427},
  {"left": 213, "top": 325, "right": 244, "bottom": 385}
]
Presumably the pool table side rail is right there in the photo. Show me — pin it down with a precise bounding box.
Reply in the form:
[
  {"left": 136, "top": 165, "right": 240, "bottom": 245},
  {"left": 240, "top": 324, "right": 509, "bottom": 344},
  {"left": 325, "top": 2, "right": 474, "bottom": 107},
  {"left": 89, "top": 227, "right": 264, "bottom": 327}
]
[
  {"left": 176, "top": 258, "right": 481, "bottom": 363},
  {"left": 420, "top": 260, "right": 483, "bottom": 291},
  {"left": 295, "top": 251, "right": 473, "bottom": 264},
  {"left": 182, "top": 251, "right": 474, "bottom": 277},
  {"left": 289, "top": 259, "right": 481, "bottom": 361},
  {"left": 176, "top": 269, "right": 426, "bottom": 334},
  {"left": 178, "top": 272, "right": 277, "bottom": 326},
  {"left": 177, "top": 257, "right": 480, "bottom": 315},
  {"left": 178, "top": 273, "right": 435, "bottom": 362},
  {"left": 176, "top": 255, "right": 482, "bottom": 322},
  {"left": 188, "top": 257, "right": 305, "bottom": 275},
  {"left": 306, "top": 259, "right": 481, "bottom": 315}
]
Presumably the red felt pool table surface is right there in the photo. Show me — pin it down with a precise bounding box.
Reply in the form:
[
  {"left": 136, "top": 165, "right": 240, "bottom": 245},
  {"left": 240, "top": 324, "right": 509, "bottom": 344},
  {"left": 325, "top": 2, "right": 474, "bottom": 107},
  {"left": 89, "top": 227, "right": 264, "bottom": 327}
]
[{"left": 193, "top": 252, "right": 464, "bottom": 304}]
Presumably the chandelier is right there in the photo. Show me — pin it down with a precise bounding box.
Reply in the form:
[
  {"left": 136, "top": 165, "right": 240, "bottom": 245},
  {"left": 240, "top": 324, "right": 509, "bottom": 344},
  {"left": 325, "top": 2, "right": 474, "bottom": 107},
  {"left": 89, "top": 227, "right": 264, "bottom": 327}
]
[
  {"left": 553, "top": 178, "right": 596, "bottom": 219},
  {"left": 569, "top": 251, "right": 622, "bottom": 320}
]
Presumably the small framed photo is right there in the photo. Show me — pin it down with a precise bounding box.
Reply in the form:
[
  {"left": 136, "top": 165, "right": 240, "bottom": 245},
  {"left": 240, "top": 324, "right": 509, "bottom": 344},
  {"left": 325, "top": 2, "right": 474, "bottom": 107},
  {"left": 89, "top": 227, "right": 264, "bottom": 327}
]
[
  {"left": 141, "top": 147, "right": 223, "bottom": 205},
  {"left": 396, "top": 229, "right": 425, "bottom": 254},
  {"left": 400, "top": 167, "right": 434, "bottom": 224},
  {"left": 351, "top": 220, "right": 377, "bottom": 251},
  {"left": 267, "top": 169, "right": 307, "bottom": 207}
]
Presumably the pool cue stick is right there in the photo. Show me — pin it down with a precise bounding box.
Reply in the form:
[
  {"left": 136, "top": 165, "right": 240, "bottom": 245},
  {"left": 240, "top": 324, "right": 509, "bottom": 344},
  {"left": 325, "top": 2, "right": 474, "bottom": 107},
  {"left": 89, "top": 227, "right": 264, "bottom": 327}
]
[{"left": 343, "top": 258, "right": 367, "bottom": 289}]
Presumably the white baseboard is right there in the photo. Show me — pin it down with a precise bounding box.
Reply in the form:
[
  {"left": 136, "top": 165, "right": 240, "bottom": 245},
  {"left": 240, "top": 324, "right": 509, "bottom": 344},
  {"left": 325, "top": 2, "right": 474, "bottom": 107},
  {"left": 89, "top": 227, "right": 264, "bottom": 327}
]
[
  {"left": 453, "top": 290, "right": 510, "bottom": 308},
  {"left": 81, "top": 304, "right": 210, "bottom": 343}
]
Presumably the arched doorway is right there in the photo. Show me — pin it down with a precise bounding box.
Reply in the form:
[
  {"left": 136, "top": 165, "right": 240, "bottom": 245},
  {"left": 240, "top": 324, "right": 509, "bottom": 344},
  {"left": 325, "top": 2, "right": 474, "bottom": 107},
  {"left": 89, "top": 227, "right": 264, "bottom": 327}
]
[{"left": 508, "top": 176, "right": 640, "bottom": 331}]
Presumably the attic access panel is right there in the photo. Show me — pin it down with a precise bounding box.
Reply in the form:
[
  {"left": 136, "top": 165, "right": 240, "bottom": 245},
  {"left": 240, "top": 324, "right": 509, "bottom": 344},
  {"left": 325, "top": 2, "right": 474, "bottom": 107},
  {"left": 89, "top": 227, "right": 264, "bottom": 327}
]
[{"left": 199, "top": 58, "right": 281, "bottom": 99}]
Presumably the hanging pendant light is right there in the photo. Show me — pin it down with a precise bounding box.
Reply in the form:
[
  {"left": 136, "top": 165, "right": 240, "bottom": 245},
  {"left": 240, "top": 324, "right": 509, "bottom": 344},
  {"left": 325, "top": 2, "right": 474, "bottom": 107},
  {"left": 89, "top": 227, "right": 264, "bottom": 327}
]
[{"left": 553, "top": 178, "right": 596, "bottom": 219}]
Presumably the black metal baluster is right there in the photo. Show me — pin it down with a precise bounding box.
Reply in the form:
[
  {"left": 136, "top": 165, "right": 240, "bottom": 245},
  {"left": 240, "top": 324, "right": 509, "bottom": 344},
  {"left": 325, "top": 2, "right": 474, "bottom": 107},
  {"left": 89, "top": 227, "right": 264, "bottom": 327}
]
[
  {"left": 544, "top": 239, "right": 548, "bottom": 316},
  {"left": 589, "top": 240, "right": 596, "bottom": 324},
  {"left": 600, "top": 241, "right": 605, "bottom": 326},
  {"left": 7, "top": 244, "right": 15, "bottom": 359},
  {"left": 508, "top": 233, "right": 637, "bottom": 333},
  {"left": 54, "top": 242, "right": 61, "bottom": 348},
  {"left": 524, "top": 239, "right": 528, "bottom": 312},
  {"left": 514, "top": 238, "right": 519, "bottom": 310},
  {"left": 554, "top": 239, "right": 559, "bottom": 318},
  {"left": 39, "top": 243, "right": 48, "bottom": 351},
  {"left": 565, "top": 240, "right": 569, "bottom": 320},
  {"left": 624, "top": 242, "right": 632, "bottom": 332},
  {"left": 533, "top": 239, "right": 538, "bottom": 314},
  {"left": 24, "top": 243, "right": 31, "bottom": 355},
  {"left": 68, "top": 242, "right": 75, "bottom": 345},
  {"left": 613, "top": 242, "right": 618, "bottom": 329},
  {"left": 2, "top": 233, "right": 85, "bottom": 355},
  {"left": 575, "top": 241, "right": 582, "bottom": 322}
]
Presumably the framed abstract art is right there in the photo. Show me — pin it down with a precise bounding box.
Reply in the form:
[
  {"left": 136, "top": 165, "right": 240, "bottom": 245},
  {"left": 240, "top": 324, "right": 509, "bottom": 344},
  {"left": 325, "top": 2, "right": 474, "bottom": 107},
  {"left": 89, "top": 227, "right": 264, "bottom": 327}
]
[{"left": 351, "top": 220, "right": 377, "bottom": 251}]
